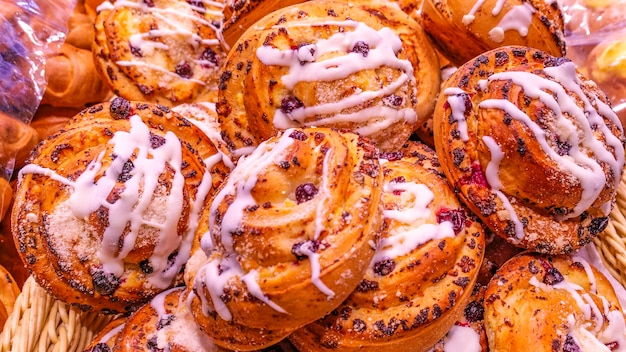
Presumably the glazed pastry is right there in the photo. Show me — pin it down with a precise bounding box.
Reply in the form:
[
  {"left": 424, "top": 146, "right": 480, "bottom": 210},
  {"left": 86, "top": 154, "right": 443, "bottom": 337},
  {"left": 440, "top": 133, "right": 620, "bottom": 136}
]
[
  {"left": 0, "top": 264, "right": 20, "bottom": 331},
  {"left": 42, "top": 42, "right": 112, "bottom": 108},
  {"left": 12, "top": 98, "right": 231, "bottom": 313},
  {"left": 30, "top": 105, "right": 78, "bottom": 141},
  {"left": 188, "top": 128, "right": 383, "bottom": 349},
  {"left": 114, "top": 286, "right": 225, "bottom": 351},
  {"left": 420, "top": 0, "right": 567, "bottom": 67},
  {"left": 427, "top": 284, "right": 488, "bottom": 352},
  {"left": 0, "top": 111, "right": 40, "bottom": 171},
  {"left": 0, "top": 177, "right": 11, "bottom": 221},
  {"left": 84, "top": 317, "right": 126, "bottom": 352},
  {"left": 484, "top": 252, "right": 626, "bottom": 351},
  {"left": 433, "top": 46, "right": 625, "bottom": 254},
  {"left": 217, "top": 0, "right": 440, "bottom": 153},
  {"left": 93, "top": 0, "right": 228, "bottom": 106},
  {"left": 288, "top": 141, "right": 485, "bottom": 352}
]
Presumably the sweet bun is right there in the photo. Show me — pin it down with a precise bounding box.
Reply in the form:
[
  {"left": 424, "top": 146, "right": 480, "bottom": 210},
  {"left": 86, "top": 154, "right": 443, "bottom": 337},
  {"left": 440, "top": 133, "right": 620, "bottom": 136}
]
[
  {"left": 0, "top": 263, "right": 20, "bottom": 331},
  {"left": 93, "top": 0, "right": 228, "bottom": 106},
  {"left": 484, "top": 252, "right": 626, "bottom": 351},
  {"left": 420, "top": 0, "right": 567, "bottom": 67},
  {"left": 0, "top": 177, "right": 11, "bottom": 222},
  {"left": 83, "top": 317, "right": 126, "bottom": 352},
  {"left": 41, "top": 42, "right": 112, "bottom": 108},
  {"left": 30, "top": 105, "right": 78, "bottom": 141},
  {"left": 0, "top": 111, "right": 40, "bottom": 171},
  {"left": 433, "top": 45, "right": 625, "bottom": 254},
  {"left": 188, "top": 128, "right": 383, "bottom": 350},
  {"left": 289, "top": 141, "right": 485, "bottom": 352},
  {"left": 217, "top": 0, "right": 439, "bottom": 153},
  {"left": 12, "top": 98, "right": 230, "bottom": 313}
]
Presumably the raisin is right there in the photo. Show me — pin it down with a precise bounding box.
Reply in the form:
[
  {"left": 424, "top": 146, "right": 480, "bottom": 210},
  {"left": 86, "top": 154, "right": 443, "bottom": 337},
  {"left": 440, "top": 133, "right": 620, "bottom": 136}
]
[
  {"left": 379, "top": 151, "right": 403, "bottom": 161},
  {"left": 353, "top": 319, "right": 367, "bottom": 332},
  {"left": 280, "top": 96, "right": 304, "bottom": 114},
  {"left": 464, "top": 300, "right": 484, "bottom": 323},
  {"left": 351, "top": 41, "right": 369, "bottom": 57},
  {"left": 200, "top": 47, "right": 218, "bottom": 67},
  {"left": 91, "top": 270, "right": 120, "bottom": 296},
  {"left": 295, "top": 183, "right": 318, "bottom": 204},
  {"left": 118, "top": 160, "right": 135, "bottom": 182},
  {"left": 563, "top": 335, "right": 582, "bottom": 352},
  {"left": 175, "top": 62, "right": 193, "bottom": 78},
  {"left": 109, "top": 97, "right": 132, "bottom": 119},
  {"left": 543, "top": 267, "right": 564, "bottom": 285},
  {"left": 356, "top": 279, "right": 379, "bottom": 292},
  {"left": 139, "top": 259, "right": 153, "bottom": 274},
  {"left": 588, "top": 217, "right": 609, "bottom": 235},
  {"left": 373, "top": 259, "right": 396, "bottom": 276},
  {"left": 86, "top": 343, "right": 111, "bottom": 352},
  {"left": 289, "top": 129, "right": 307, "bottom": 141},
  {"left": 149, "top": 133, "right": 166, "bottom": 149}
]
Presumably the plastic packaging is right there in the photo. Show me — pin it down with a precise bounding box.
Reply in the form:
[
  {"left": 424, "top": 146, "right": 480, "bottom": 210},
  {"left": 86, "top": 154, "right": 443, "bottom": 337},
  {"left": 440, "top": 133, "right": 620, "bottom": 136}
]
[{"left": 0, "top": 0, "right": 76, "bottom": 181}]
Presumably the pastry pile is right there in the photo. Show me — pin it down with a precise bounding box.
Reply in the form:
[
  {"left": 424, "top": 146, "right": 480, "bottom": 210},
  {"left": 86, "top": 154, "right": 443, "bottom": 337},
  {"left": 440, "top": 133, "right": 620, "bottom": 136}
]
[{"left": 5, "top": 0, "right": 626, "bottom": 351}]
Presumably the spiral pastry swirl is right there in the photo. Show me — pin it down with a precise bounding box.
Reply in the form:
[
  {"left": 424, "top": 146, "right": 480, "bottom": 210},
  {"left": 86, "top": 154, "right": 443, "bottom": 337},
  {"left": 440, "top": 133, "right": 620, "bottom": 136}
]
[
  {"left": 216, "top": 0, "right": 439, "bottom": 154},
  {"left": 289, "top": 141, "right": 485, "bottom": 352},
  {"left": 93, "top": 0, "right": 228, "bottom": 106},
  {"left": 433, "top": 46, "right": 625, "bottom": 254},
  {"left": 187, "top": 127, "right": 383, "bottom": 349},
  {"left": 12, "top": 98, "right": 230, "bottom": 313}
]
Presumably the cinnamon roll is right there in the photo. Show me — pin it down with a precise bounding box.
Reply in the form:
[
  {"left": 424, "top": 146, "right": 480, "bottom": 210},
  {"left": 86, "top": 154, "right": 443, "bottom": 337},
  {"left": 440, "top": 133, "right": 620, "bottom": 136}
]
[
  {"left": 93, "top": 0, "right": 228, "bottom": 106},
  {"left": 289, "top": 141, "right": 485, "bottom": 352},
  {"left": 12, "top": 98, "right": 230, "bottom": 313},
  {"left": 420, "top": 0, "right": 567, "bottom": 67},
  {"left": 432, "top": 46, "right": 625, "bottom": 254},
  {"left": 217, "top": 0, "right": 440, "bottom": 153},
  {"left": 188, "top": 128, "right": 383, "bottom": 349},
  {"left": 484, "top": 252, "right": 626, "bottom": 351}
]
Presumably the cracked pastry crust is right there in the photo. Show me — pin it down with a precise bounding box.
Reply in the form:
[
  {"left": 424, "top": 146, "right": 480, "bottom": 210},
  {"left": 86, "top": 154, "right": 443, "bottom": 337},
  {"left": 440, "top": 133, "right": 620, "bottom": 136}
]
[
  {"left": 432, "top": 45, "right": 625, "bottom": 255},
  {"left": 289, "top": 141, "right": 485, "bottom": 352},
  {"left": 216, "top": 0, "right": 439, "bottom": 154},
  {"left": 92, "top": 0, "right": 228, "bottom": 106},
  {"left": 484, "top": 252, "right": 626, "bottom": 352},
  {"left": 420, "top": 0, "right": 567, "bottom": 67},
  {"left": 12, "top": 98, "right": 230, "bottom": 313},
  {"left": 187, "top": 128, "right": 384, "bottom": 350}
]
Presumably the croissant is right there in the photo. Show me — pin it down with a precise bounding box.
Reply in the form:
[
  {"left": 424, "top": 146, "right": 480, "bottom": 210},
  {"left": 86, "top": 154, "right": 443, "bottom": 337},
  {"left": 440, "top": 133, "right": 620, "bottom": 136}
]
[
  {"left": 484, "top": 252, "right": 626, "bottom": 351},
  {"left": 188, "top": 127, "right": 383, "bottom": 350},
  {"left": 11, "top": 98, "right": 231, "bottom": 313},
  {"left": 420, "top": 0, "right": 567, "bottom": 67},
  {"left": 217, "top": 0, "right": 440, "bottom": 153},
  {"left": 93, "top": 0, "right": 228, "bottom": 106},
  {"left": 432, "top": 45, "right": 626, "bottom": 254},
  {"left": 289, "top": 141, "right": 485, "bottom": 352}
]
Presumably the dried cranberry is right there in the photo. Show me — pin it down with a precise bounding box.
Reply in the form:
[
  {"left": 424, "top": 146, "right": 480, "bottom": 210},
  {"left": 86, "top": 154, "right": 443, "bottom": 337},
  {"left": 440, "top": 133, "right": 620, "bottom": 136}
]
[
  {"left": 149, "top": 133, "right": 166, "bottom": 149},
  {"left": 458, "top": 162, "right": 488, "bottom": 188},
  {"left": 379, "top": 151, "right": 403, "bottom": 161},
  {"left": 543, "top": 266, "right": 564, "bottom": 285},
  {"left": 373, "top": 259, "right": 396, "bottom": 276},
  {"left": 200, "top": 47, "right": 218, "bottom": 67},
  {"left": 291, "top": 240, "right": 321, "bottom": 261},
  {"left": 288, "top": 130, "right": 308, "bottom": 141},
  {"left": 436, "top": 207, "right": 466, "bottom": 234},
  {"left": 280, "top": 95, "right": 304, "bottom": 114},
  {"left": 351, "top": 41, "right": 369, "bottom": 57},
  {"left": 295, "top": 183, "right": 318, "bottom": 204},
  {"left": 175, "top": 62, "right": 193, "bottom": 78},
  {"left": 143, "top": 0, "right": 155, "bottom": 7},
  {"left": 382, "top": 94, "right": 403, "bottom": 107}
]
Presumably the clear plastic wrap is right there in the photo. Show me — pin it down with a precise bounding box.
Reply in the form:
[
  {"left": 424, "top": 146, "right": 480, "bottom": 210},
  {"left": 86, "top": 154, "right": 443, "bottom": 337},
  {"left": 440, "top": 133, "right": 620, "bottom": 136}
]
[
  {"left": 0, "top": 0, "right": 76, "bottom": 181},
  {"left": 559, "top": 0, "right": 626, "bottom": 125}
]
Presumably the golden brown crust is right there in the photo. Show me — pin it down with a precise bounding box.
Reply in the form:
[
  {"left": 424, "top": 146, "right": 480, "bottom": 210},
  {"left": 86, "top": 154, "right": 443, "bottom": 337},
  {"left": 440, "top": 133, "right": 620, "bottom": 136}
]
[
  {"left": 188, "top": 127, "right": 383, "bottom": 348},
  {"left": 0, "top": 112, "right": 40, "bottom": 171},
  {"left": 12, "top": 98, "right": 230, "bottom": 313},
  {"left": 420, "top": 0, "right": 567, "bottom": 67},
  {"left": 30, "top": 105, "right": 78, "bottom": 141},
  {"left": 42, "top": 43, "right": 112, "bottom": 108},
  {"left": 92, "top": 0, "right": 228, "bottom": 106},
  {"left": 432, "top": 45, "right": 625, "bottom": 254},
  {"left": 217, "top": 0, "right": 439, "bottom": 153},
  {"left": 84, "top": 317, "right": 126, "bottom": 351},
  {"left": 289, "top": 141, "right": 485, "bottom": 352},
  {"left": 484, "top": 252, "right": 626, "bottom": 351},
  {"left": 0, "top": 264, "right": 20, "bottom": 331}
]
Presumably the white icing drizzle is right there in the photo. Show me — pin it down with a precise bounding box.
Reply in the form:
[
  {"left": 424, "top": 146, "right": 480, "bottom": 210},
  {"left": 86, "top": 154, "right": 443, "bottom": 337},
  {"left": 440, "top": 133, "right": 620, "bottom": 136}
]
[
  {"left": 255, "top": 20, "right": 416, "bottom": 134},
  {"left": 443, "top": 87, "right": 470, "bottom": 141},
  {"left": 462, "top": 0, "right": 506, "bottom": 25},
  {"left": 488, "top": 3, "right": 535, "bottom": 43},
  {"left": 442, "top": 324, "right": 482, "bottom": 352},
  {"left": 482, "top": 136, "right": 525, "bottom": 240},
  {"left": 98, "top": 322, "right": 125, "bottom": 344},
  {"left": 19, "top": 114, "right": 194, "bottom": 289},
  {"left": 478, "top": 62, "right": 624, "bottom": 219},
  {"left": 372, "top": 180, "right": 454, "bottom": 267}
]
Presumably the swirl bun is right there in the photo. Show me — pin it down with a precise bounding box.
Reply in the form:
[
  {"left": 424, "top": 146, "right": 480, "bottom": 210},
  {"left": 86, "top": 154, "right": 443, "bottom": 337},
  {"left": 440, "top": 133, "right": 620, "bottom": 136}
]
[
  {"left": 188, "top": 128, "right": 383, "bottom": 350},
  {"left": 289, "top": 141, "right": 485, "bottom": 352},
  {"left": 93, "top": 0, "right": 228, "bottom": 106},
  {"left": 217, "top": 0, "right": 439, "bottom": 153},
  {"left": 484, "top": 252, "right": 626, "bottom": 351},
  {"left": 433, "top": 46, "right": 625, "bottom": 254},
  {"left": 12, "top": 98, "right": 230, "bottom": 313},
  {"left": 420, "top": 0, "right": 567, "bottom": 67}
]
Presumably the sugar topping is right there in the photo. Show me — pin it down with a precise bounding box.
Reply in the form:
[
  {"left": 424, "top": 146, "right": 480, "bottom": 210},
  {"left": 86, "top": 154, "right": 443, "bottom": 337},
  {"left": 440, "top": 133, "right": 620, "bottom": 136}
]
[
  {"left": 255, "top": 20, "right": 416, "bottom": 136},
  {"left": 462, "top": 0, "right": 535, "bottom": 43}
]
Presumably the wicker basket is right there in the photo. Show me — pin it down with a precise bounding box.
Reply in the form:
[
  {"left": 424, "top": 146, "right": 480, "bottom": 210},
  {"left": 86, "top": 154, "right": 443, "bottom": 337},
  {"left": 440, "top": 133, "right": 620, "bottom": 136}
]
[{"left": 2, "top": 177, "right": 626, "bottom": 352}]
